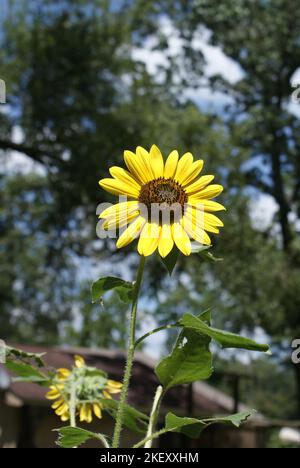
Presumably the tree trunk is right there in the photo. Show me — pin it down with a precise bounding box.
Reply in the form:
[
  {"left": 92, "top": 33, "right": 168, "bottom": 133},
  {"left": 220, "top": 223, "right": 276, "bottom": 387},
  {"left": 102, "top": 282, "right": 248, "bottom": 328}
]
[{"left": 270, "top": 148, "right": 292, "bottom": 251}]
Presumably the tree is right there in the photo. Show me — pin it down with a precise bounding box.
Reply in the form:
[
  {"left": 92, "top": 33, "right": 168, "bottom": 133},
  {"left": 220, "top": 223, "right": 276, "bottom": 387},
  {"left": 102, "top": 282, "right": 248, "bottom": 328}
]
[
  {"left": 0, "top": 0, "right": 232, "bottom": 346},
  {"left": 0, "top": 173, "right": 75, "bottom": 343},
  {"left": 65, "top": 287, "right": 130, "bottom": 349},
  {"left": 153, "top": 0, "right": 300, "bottom": 414}
]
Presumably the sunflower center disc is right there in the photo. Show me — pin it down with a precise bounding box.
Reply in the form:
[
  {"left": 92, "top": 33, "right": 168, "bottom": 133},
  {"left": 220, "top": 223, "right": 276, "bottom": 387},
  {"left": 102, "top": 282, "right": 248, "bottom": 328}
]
[{"left": 139, "top": 177, "right": 187, "bottom": 208}]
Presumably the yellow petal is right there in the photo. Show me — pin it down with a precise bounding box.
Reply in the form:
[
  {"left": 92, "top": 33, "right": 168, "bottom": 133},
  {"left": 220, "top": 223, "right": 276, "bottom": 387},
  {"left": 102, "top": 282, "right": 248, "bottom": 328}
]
[
  {"left": 203, "top": 212, "right": 224, "bottom": 227},
  {"left": 116, "top": 215, "right": 146, "bottom": 249},
  {"left": 102, "top": 211, "right": 139, "bottom": 230},
  {"left": 105, "top": 387, "right": 122, "bottom": 394},
  {"left": 137, "top": 222, "right": 161, "bottom": 256},
  {"left": 185, "top": 175, "right": 215, "bottom": 195},
  {"left": 174, "top": 152, "right": 194, "bottom": 185},
  {"left": 164, "top": 150, "right": 179, "bottom": 179},
  {"left": 93, "top": 403, "right": 102, "bottom": 419},
  {"left": 188, "top": 199, "right": 226, "bottom": 212},
  {"left": 181, "top": 216, "right": 211, "bottom": 245},
  {"left": 202, "top": 224, "right": 220, "bottom": 234},
  {"left": 79, "top": 404, "right": 86, "bottom": 422},
  {"left": 86, "top": 408, "right": 93, "bottom": 423},
  {"left": 149, "top": 145, "right": 164, "bottom": 178},
  {"left": 103, "top": 390, "right": 112, "bottom": 400},
  {"left": 107, "top": 380, "right": 122, "bottom": 389},
  {"left": 185, "top": 208, "right": 220, "bottom": 234},
  {"left": 99, "top": 201, "right": 140, "bottom": 219},
  {"left": 172, "top": 222, "right": 191, "bottom": 256},
  {"left": 184, "top": 206, "right": 223, "bottom": 230},
  {"left": 56, "top": 368, "right": 71, "bottom": 380},
  {"left": 136, "top": 146, "right": 154, "bottom": 179},
  {"left": 124, "top": 150, "right": 153, "bottom": 184},
  {"left": 99, "top": 178, "right": 140, "bottom": 198},
  {"left": 109, "top": 166, "right": 141, "bottom": 191},
  {"left": 79, "top": 404, "right": 92, "bottom": 423},
  {"left": 60, "top": 411, "right": 70, "bottom": 422},
  {"left": 181, "top": 160, "right": 204, "bottom": 187},
  {"left": 158, "top": 223, "right": 174, "bottom": 258},
  {"left": 51, "top": 398, "right": 65, "bottom": 409},
  {"left": 55, "top": 402, "right": 69, "bottom": 416},
  {"left": 46, "top": 388, "right": 61, "bottom": 400},
  {"left": 105, "top": 380, "right": 122, "bottom": 394},
  {"left": 74, "top": 355, "right": 85, "bottom": 368},
  {"left": 188, "top": 184, "right": 224, "bottom": 200},
  {"left": 184, "top": 206, "right": 205, "bottom": 229}
]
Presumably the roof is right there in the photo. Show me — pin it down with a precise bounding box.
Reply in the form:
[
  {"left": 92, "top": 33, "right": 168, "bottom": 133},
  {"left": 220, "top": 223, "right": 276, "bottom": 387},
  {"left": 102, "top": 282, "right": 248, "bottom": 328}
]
[{"left": 1, "top": 344, "right": 264, "bottom": 421}]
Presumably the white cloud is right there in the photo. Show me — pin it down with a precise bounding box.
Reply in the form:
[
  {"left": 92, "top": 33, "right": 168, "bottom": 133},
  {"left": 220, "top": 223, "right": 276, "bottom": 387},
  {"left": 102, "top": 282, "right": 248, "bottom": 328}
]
[
  {"left": 250, "top": 194, "right": 278, "bottom": 231},
  {"left": 1, "top": 126, "right": 46, "bottom": 176},
  {"left": 132, "top": 18, "right": 243, "bottom": 111},
  {"left": 132, "top": 45, "right": 168, "bottom": 78},
  {"left": 191, "top": 29, "right": 244, "bottom": 84}
]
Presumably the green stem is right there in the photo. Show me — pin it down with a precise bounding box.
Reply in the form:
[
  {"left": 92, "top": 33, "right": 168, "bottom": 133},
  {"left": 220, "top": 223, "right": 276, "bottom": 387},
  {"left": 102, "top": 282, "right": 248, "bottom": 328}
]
[
  {"left": 112, "top": 256, "right": 146, "bottom": 448},
  {"left": 144, "top": 385, "right": 164, "bottom": 448},
  {"left": 96, "top": 434, "right": 110, "bottom": 448},
  {"left": 134, "top": 324, "right": 179, "bottom": 349},
  {"left": 69, "top": 383, "right": 78, "bottom": 448},
  {"left": 70, "top": 384, "right": 76, "bottom": 428},
  {"left": 133, "top": 428, "right": 170, "bottom": 449}
]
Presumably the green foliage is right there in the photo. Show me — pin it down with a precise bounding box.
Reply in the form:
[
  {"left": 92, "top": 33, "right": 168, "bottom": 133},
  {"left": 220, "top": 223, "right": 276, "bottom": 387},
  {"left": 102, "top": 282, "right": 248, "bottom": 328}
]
[
  {"left": 159, "top": 0, "right": 300, "bottom": 412},
  {"left": 65, "top": 286, "right": 130, "bottom": 349},
  {"left": 91, "top": 277, "right": 134, "bottom": 304},
  {"left": 55, "top": 399, "right": 149, "bottom": 447},
  {"left": 191, "top": 244, "right": 223, "bottom": 263},
  {"left": 155, "top": 309, "right": 269, "bottom": 391},
  {"left": 212, "top": 356, "right": 297, "bottom": 420},
  {"left": 160, "top": 247, "right": 180, "bottom": 275},
  {"left": 155, "top": 327, "right": 213, "bottom": 389},
  {"left": 5, "top": 361, "right": 50, "bottom": 385},
  {"left": 1, "top": 0, "right": 228, "bottom": 347},
  {"left": 165, "top": 413, "right": 206, "bottom": 439},
  {"left": 1, "top": 0, "right": 299, "bottom": 435},
  {"left": 180, "top": 313, "right": 269, "bottom": 352},
  {"left": 164, "top": 410, "right": 256, "bottom": 439},
  {"left": 267, "top": 430, "right": 300, "bottom": 449},
  {"left": 4, "top": 346, "right": 49, "bottom": 387},
  {"left": 101, "top": 399, "right": 149, "bottom": 435},
  {"left": 5, "top": 345, "right": 46, "bottom": 367},
  {"left": 55, "top": 427, "right": 108, "bottom": 449},
  {"left": 0, "top": 174, "right": 76, "bottom": 344}
]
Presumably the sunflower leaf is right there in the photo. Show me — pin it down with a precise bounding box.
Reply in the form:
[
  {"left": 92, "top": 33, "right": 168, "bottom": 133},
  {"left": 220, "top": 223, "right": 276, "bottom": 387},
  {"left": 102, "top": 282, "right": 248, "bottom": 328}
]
[
  {"left": 55, "top": 426, "right": 108, "bottom": 448},
  {"left": 101, "top": 398, "right": 149, "bottom": 434},
  {"left": 191, "top": 243, "right": 222, "bottom": 262},
  {"left": 5, "top": 360, "right": 50, "bottom": 384},
  {"left": 180, "top": 313, "right": 269, "bottom": 353},
  {"left": 200, "top": 250, "right": 223, "bottom": 263},
  {"left": 155, "top": 326, "right": 213, "bottom": 390},
  {"left": 160, "top": 247, "right": 180, "bottom": 275},
  {"left": 190, "top": 243, "right": 211, "bottom": 254},
  {"left": 164, "top": 410, "right": 256, "bottom": 439},
  {"left": 91, "top": 276, "right": 134, "bottom": 303},
  {"left": 4, "top": 345, "right": 46, "bottom": 367}
]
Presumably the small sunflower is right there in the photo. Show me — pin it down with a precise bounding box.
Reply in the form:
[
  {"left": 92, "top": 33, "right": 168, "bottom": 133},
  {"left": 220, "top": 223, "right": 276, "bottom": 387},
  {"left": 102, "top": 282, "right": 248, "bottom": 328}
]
[
  {"left": 46, "top": 355, "right": 122, "bottom": 423},
  {"left": 99, "top": 145, "right": 225, "bottom": 257}
]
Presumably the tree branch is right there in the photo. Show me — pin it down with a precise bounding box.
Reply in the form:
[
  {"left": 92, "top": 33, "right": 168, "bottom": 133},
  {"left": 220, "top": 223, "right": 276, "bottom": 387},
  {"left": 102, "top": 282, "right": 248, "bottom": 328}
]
[{"left": 0, "top": 139, "right": 60, "bottom": 165}]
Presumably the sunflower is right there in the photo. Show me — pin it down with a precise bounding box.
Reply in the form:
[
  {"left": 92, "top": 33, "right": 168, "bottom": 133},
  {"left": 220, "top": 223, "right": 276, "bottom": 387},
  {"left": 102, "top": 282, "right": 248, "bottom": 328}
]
[
  {"left": 99, "top": 145, "right": 225, "bottom": 257},
  {"left": 46, "top": 355, "right": 122, "bottom": 423}
]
